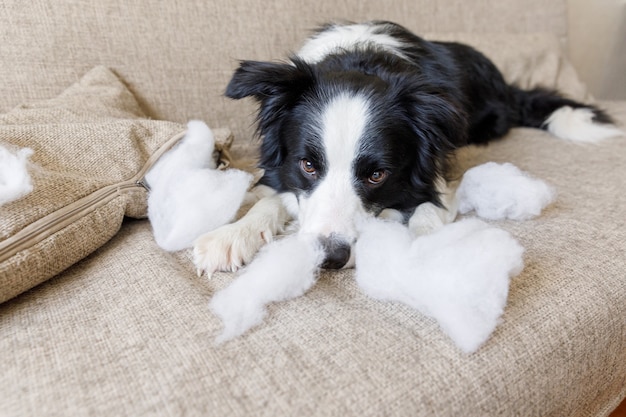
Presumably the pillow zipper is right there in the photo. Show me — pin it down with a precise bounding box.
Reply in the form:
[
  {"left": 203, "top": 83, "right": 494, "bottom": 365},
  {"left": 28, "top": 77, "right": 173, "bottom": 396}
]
[{"left": 0, "top": 130, "right": 187, "bottom": 264}]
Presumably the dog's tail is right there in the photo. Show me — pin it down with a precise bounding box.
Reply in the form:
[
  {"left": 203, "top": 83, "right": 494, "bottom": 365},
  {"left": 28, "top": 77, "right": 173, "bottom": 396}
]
[{"left": 511, "top": 87, "right": 623, "bottom": 143}]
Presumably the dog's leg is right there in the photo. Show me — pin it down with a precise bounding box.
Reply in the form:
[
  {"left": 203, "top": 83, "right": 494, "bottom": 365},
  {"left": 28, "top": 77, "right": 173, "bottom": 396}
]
[
  {"left": 193, "top": 185, "right": 290, "bottom": 277},
  {"left": 408, "top": 179, "right": 459, "bottom": 236}
]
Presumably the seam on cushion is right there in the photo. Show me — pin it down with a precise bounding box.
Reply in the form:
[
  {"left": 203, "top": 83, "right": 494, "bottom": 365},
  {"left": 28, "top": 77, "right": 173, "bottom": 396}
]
[
  {"left": 0, "top": 200, "right": 126, "bottom": 303},
  {"left": 0, "top": 130, "right": 186, "bottom": 265}
]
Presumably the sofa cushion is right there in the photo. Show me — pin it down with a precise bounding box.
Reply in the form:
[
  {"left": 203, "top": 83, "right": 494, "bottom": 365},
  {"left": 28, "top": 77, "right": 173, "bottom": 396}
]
[
  {"left": 0, "top": 66, "right": 187, "bottom": 303},
  {"left": 1, "top": 97, "right": 624, "bottom": 415}
]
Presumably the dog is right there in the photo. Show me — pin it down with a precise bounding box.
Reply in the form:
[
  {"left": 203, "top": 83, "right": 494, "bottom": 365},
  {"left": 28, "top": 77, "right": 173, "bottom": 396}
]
[{"left": 193, "top": 20, "right": 617, "bottom": 276}]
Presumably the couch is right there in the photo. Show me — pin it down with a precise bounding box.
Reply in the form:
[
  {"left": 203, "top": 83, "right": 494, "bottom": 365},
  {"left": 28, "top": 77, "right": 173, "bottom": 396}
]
[{"left": 1, "top": 1, "right": 625, "bottom": 416}]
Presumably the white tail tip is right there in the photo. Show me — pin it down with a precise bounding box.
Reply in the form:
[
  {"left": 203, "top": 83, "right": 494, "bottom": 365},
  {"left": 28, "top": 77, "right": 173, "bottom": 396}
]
[{"left": 544, "top": 106, "right": 623, "bottom": 143}]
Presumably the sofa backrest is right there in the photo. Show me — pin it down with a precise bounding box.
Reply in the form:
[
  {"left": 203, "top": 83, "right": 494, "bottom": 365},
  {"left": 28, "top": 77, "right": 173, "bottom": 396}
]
[{"left": 1, "top": 0, "right": 567, "bottom": 139}]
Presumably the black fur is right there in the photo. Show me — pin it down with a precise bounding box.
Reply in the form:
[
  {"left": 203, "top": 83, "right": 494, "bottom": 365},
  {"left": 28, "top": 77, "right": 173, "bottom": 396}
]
[{"left": 225, "top": 21, "right": 611, "bottom": 214}]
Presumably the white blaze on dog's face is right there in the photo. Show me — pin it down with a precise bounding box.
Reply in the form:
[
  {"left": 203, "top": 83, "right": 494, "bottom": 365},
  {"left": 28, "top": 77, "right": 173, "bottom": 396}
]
[
  {"left": 225, "top": 56, "right": 461, "bottom": 270},
  {"left": 292, "top": 94, "right": 371, "bottom": 267},
  {"left": 270, "top": 82, "right": 449, "bottom": 269}
]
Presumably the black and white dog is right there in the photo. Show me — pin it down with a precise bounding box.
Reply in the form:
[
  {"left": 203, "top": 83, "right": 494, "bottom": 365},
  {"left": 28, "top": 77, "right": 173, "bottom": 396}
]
[{"left": 194, "top": 21, "right": 618, "bottom": 275}]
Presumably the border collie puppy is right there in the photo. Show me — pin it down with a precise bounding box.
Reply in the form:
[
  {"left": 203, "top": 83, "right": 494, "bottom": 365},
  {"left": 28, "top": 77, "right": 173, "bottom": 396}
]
[{"left": 194, "top": 20, "right": 619, "bottom": 275}]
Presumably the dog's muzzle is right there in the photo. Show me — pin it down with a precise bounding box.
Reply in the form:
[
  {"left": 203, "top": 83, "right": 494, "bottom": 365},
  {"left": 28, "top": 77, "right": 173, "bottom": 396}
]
[{"left": 318, "top": 234, "right": 352, "bottom": 269}]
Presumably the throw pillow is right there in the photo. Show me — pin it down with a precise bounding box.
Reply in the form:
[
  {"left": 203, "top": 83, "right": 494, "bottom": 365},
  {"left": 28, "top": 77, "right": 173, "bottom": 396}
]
[{"left": 0, "top": 66, "right": 194, "bottom": 303}]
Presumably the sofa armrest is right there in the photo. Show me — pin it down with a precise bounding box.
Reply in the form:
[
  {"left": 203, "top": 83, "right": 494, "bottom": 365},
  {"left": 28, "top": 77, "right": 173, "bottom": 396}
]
[{"left": 567, "top": 0, "right": 626, "bottom": 100}]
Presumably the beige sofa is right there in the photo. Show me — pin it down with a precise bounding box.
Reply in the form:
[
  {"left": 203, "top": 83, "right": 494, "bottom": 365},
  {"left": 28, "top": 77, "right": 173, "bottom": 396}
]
[{"left": 1, "top": 1, "right": 625, "bottom": 416}]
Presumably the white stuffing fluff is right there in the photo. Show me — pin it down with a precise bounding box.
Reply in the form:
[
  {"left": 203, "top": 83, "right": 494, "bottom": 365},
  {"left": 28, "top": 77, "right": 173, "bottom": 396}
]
[
  {"left": 210, "top": 234, "right": 325, "bottom": 343},
  {"left": 457, "top": 162, "right": 556, "bottom": 220},
  {"left": 145, "top": 121, "right": 252, "bottom": 251},
  {"left": 0, "top": 145, "right": 34, "bottom": 206},
  {"left": 355, "top": 217, "right": 524, "bottom": 353},
  {"left": 204, "top": 161, "right": 554, "bottom": 351}
]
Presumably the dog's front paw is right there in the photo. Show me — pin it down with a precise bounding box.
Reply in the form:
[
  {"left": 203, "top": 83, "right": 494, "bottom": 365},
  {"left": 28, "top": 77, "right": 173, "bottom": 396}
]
[{"left": 193, "top": 221, "right": 273, "bottom": 278}]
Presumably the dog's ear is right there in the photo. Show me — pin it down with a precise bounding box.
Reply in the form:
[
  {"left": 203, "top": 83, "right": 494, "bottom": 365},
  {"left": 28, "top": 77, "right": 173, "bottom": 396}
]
[
  {"left": 402, "top": 88, "right": 469, "bottom": 206},
  {"left": 225, "top": 59, "right": 314, "bottom": 101},
  {"left": 225, "top": 59, "right": 314, "bottom": 139},
  {"left": 226, "top": 59, "right": 315, "bottom": 183}
]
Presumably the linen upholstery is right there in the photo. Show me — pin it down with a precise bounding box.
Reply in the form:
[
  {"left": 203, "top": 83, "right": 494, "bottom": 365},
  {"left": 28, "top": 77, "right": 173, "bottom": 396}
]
[
  {"left": 0, "top": 67, "right": 186, "bottom": 303},
  {"left": 568, "top": 0, "right": 626, "bottom": 100},
  {"left": 1, "top": 0, "right": 625, "bottom": 416},
  {"left": 1, "top": 0, "right": 568, "bottom": 141},
  {"left": 2, "top": 103, "right": 625, "bottom": 415},
  {"left": 0, "top": 66, "right": 241, "bottom": 304}
]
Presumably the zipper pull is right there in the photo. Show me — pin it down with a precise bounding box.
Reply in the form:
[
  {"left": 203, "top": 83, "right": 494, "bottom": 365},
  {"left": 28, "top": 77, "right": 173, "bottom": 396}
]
[{"left": 136, "top": 179, "right": 151, "bottom": 192}]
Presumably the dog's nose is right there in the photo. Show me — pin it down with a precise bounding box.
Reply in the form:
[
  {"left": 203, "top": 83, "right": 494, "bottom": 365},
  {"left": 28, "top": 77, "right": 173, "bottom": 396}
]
[{"left": 318, "top": 235, "right": 351, "bottom": 269}]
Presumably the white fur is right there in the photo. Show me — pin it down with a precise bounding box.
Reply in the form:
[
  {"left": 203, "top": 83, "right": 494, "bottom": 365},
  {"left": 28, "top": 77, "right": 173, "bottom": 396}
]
[
  {"left": 545, "top": 106, "right": 623, "bottom": 143},
  {"left": 200, "top": 162, "right": 557, "bottom": 351},
  {"left": 280, "top": 191, "right": 300, "bottom": 219},
  {"left": 355, "top": 217, "right": 524, "bottom": 353},
  {"left": 197, "top": 95, "right": 375, "bottom": 274},
  {"left": 297, "top": 22, "right": 408, "bottom": 64},
  {"left": 408, "top": 177, "right": 459, "bottom": 236},
  {"left": 210, "top": 234, "right": 324, "bottom": 343},
  {"left": 409, "top": 202, "right": 454, "bottom": 235},
  {"left": 0, "top": 144, "right": 33, "bottom": 206},
  {"left": 146, "top": 121, "right": 252, "bottom": 251},
  {"left": 457, "top": 162, "right": 556, "bottom": 220},
  {"left": 296, "top": 94, "right": 370, "bottom": 243},
  {"left": 194, "top": 192, "right": 288, "bottom": 276},
  {"left": 378, "top": 208, "right": 405, "bottom": 222}
]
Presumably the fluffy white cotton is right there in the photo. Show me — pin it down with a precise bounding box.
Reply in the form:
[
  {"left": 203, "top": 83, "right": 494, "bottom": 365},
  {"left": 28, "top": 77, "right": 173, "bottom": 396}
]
[
  {"left": 0, "top": 145, "right": 34, "bottom": 206},
  {"left": 145, "top": 121, "right": 252, "bottom": 251},
  {"left": 545, "top": 106, "right": 623, "bottom": 143},
  {"left": 457, "top": 162, "right": 556, "bottom": 221},
  {"left": 210, "top": 234, "right": 325, "bottom": 343},
  {"left": 203, "top": 160, "right": 551, "bottom": 351},
  {"left": 355, "top": 217, "right": 524, "bottom": 353}
]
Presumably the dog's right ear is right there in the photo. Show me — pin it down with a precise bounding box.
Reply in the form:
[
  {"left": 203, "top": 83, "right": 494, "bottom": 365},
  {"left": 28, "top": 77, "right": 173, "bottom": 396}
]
[{"left": 225, "top": 59, "right": 314, "bottom": 101}]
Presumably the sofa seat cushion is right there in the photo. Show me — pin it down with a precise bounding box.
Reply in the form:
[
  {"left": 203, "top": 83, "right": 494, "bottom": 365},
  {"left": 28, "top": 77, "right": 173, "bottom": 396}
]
[{"left": 2, "top": 101, "right": 624, "bottom": 416}]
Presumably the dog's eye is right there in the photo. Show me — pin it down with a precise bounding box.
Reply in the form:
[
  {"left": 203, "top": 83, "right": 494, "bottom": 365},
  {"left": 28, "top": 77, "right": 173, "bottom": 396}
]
[
  {"left": 367, "top": 169, "right": 388, "bottom": 185},
  {"left": 300, "top": 159, "right": 317, "bottom": 177}
]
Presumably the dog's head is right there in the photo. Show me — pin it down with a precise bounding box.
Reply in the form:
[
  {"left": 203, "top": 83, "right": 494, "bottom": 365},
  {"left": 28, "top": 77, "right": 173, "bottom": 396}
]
[{"left": 226, "top": 53, "right": 467, "bottom": 268}]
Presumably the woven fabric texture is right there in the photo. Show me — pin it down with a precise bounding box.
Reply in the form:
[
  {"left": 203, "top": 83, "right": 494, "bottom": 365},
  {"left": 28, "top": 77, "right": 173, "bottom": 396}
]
[
  {"left": 2, "top": 101, "right": 625, "bottom": 415},
  {"left": 0, "top": 0, "right": 570, "bottom": 141},
  {"left": 0, "top": 66, "right": 186, "bottom": 303},
  {"left": 1, "top": 0, "right": 626, "bottom": 416}
]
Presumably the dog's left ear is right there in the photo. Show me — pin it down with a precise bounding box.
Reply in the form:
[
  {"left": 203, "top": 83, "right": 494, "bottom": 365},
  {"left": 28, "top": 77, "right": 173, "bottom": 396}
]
[
  {"left": 225, "top": 59, "right": 314, "bottom": 101},
  {"left": 225, "top": 58, "right": 314, "bottom": 139},
  {"left": 226, "top": 59, "right": 315, "bottom": 184}
]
